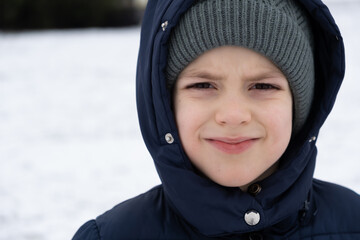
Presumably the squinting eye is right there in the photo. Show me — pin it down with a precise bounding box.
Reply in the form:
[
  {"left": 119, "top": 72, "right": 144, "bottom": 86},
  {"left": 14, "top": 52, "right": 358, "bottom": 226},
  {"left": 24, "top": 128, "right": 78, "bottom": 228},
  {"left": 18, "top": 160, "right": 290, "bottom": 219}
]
[
  {"left": 251, "top": 83, "right": 278, "bottom": 90},
  {"left": 188, "top": 82, "right": 215, "bottom": 89}
]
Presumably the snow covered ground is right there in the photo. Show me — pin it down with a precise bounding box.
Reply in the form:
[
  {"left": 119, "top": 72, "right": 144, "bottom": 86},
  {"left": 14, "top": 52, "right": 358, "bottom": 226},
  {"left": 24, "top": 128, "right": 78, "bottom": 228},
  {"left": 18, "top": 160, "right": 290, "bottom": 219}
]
[{"left": 0, "top": 1, "right": 359, "bottom": 239}]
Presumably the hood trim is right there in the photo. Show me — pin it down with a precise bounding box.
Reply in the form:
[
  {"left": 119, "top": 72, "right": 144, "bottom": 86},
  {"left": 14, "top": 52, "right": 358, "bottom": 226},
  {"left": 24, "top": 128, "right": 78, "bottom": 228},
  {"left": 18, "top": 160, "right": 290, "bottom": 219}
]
[{"left": 136, "top": 0, "right": 345, "bottom": 236}]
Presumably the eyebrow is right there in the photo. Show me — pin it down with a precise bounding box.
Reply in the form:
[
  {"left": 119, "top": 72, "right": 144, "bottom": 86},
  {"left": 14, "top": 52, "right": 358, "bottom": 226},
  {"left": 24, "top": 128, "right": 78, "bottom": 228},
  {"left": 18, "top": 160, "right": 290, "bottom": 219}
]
[
  {"left": 249, "top": 70, "right": 288, "bottom": 82},
  {"left": 182, "top": 70, "right": 223, "bottom": 81},
  {"left": 181, "top": 67, "right": 287, "bottom": 82}
]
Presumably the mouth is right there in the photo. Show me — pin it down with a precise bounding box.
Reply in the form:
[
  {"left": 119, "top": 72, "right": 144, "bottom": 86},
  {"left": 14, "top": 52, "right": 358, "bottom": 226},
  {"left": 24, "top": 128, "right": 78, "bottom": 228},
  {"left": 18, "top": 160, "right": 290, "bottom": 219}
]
[{"left": 205, "top": 137, "right": 258, "bottom": 154}]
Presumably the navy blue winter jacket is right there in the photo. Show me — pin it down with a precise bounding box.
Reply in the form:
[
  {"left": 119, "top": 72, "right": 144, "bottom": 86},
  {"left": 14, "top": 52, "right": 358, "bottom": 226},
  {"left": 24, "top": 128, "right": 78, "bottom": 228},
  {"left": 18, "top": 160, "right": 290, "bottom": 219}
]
[{"left": 73, "top": 0, "right": 360, "bottom": 239}]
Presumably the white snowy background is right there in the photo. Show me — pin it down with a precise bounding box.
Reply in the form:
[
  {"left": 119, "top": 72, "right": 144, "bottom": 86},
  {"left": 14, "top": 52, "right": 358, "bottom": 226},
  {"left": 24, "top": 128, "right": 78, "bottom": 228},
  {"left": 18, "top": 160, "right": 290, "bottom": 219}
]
[{"left": 0, "top": 1, "right": 359, "bottom": 239}]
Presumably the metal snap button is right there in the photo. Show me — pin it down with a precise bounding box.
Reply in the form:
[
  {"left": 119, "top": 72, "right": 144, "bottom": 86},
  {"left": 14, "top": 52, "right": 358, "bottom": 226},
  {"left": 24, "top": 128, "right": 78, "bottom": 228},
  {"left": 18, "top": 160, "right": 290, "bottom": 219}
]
[
  {"left": 244, "top": 210, "right": 260, "bottom": 226},
  {"left": 308, "top": 136, "right": 316, "bottom": 142},
  {"left": 161, "top": 21, "right": 168, "bottom": 31},
  {"left": 248, "top": 183, "right": 262, "bottom": 196},
  {"left": 165, "top": 133, "right": 174, "bottom": 144}
]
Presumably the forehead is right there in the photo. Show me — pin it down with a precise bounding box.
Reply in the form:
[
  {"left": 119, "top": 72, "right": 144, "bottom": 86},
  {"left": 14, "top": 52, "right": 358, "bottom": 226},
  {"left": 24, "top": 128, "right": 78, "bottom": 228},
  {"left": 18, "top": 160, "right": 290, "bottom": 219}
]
[{"left": 179, "top": 46, "right": 286, "bottom": 79}]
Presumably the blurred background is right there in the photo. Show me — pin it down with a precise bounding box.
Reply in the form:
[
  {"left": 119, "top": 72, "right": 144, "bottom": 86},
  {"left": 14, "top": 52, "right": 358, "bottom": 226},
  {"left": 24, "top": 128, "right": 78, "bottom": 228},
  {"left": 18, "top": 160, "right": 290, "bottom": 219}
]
[
  {"left": 0, "top": 0, "right": 359, "bottom": 240},
  {"left": 0, "top": 0, "right": 147, "bottom": 30}
]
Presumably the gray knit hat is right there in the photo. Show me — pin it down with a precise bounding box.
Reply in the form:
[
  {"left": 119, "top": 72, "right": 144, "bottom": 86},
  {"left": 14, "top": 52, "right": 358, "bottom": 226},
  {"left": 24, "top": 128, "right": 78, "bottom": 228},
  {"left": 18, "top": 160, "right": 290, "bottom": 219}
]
[{"left": 166, "top": 0, "right": 315, "bottom": 133}]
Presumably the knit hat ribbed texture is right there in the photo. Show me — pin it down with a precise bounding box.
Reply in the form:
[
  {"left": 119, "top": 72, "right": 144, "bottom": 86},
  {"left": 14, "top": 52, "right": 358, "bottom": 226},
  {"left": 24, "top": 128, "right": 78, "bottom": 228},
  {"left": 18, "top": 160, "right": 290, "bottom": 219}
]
[{"left": 166, "top": 0, "right": 315, "bottom": 133}]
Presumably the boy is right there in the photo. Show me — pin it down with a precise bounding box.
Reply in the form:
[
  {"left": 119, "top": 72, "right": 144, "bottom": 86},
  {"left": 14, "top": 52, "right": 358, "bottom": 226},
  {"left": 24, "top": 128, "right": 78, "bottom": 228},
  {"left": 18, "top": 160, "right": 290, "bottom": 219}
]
[{"left": 73, "top": 0, "right": 360, "bottom": 239}]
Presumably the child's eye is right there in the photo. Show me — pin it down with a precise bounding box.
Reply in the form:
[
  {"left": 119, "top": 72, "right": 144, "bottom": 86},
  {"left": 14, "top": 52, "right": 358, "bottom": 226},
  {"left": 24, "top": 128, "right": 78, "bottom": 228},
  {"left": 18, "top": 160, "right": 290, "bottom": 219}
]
[
  {"left": 250, "top": 83, "right": 279, "bottom": 90},
  {"left": 187, "top": 82, "right": 215, "bottom": 89}
]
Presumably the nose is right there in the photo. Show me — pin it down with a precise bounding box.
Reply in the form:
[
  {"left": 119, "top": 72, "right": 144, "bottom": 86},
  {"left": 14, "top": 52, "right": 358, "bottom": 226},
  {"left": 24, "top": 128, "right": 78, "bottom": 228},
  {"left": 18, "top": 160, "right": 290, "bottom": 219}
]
[{"left": 215, "top": 95, "right": 252, "bottom": 127}]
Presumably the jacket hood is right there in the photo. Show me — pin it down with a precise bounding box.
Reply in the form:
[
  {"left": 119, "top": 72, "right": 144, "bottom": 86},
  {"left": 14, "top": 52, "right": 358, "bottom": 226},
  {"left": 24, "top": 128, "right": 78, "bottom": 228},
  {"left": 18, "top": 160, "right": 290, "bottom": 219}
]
[{"left": 136, "top": 0, "right": 345, "bottom": 236}]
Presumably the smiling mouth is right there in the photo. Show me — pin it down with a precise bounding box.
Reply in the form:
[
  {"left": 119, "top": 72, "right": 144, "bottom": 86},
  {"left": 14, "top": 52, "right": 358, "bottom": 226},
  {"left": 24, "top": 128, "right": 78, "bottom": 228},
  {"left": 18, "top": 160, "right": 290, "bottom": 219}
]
[{"left": 206, "top": 137, "right": 257, "bottom": 154}]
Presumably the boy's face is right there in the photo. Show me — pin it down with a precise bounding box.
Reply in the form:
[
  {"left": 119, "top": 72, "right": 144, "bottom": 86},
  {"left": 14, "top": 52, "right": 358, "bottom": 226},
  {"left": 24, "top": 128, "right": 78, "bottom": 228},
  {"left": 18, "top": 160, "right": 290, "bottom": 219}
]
[{"left": 173, "top": 46, "right": 293, "bottom": 191}]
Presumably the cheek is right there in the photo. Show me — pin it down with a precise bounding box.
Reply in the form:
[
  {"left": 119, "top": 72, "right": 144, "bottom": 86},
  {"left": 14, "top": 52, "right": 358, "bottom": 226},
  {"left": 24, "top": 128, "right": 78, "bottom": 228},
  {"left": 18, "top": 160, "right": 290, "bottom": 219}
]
[
  {"left": 272, "top": 106, "right": 292, "bottom": 129},
  {"left": 174, "top": 97, "right": 200, "bottom": 140},
  {"left": 175, "top": 99, "right": 191, "bottom": 130},
  {"left": 174, "top": 99, "right": 205, "bottom": 162},
  {"left": 175, "top": 96, "right": 210, "bottom": 130},
  {"left": 265, "top": 100, "right": 293, "bottom": 144}
]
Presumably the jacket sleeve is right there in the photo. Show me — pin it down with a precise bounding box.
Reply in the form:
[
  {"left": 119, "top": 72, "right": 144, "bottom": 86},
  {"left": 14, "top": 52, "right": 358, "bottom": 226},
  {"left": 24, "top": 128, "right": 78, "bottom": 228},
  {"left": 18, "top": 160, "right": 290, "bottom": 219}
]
[{"left": 72, "top": 220, "right": 100, "bottom": 240}]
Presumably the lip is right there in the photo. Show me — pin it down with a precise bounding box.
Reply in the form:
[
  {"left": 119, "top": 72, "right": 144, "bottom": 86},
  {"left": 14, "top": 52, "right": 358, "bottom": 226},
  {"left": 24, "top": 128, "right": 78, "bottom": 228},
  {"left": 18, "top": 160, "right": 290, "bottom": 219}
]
[{"left": 206, "top": 137, "right": 258, "bottom": 154}]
